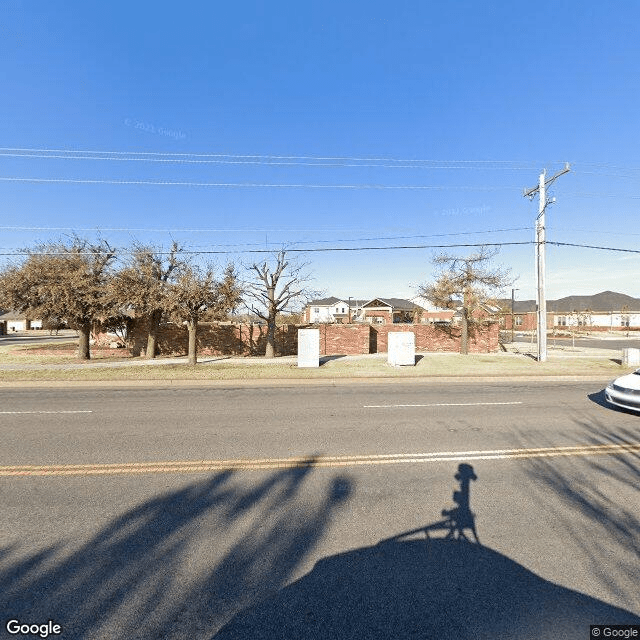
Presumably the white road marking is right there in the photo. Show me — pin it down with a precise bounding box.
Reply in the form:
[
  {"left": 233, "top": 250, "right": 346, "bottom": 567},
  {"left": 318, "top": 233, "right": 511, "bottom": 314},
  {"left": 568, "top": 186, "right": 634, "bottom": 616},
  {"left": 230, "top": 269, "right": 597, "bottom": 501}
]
[
  {"left": 0, "top": 410, "right": 93, "bottom": 414},
  {"left": 363, "top": 402, "right": 523, "bottom": 408}
]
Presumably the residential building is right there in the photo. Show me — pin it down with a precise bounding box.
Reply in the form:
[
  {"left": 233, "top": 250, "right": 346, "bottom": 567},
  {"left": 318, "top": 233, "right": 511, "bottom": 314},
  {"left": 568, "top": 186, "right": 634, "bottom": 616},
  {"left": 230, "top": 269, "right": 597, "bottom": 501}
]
[
  {"left": 360, "top": 298, "right": 421, "bottom": 324},
  {"left": 0, "top": 311, "right": 42, "bottom": 331},
  {"left": 304, "top": 297, "right": 368, "bottom": 324},
  {"left": 500, "top": 291, "right": 640, "bottom": 331}
]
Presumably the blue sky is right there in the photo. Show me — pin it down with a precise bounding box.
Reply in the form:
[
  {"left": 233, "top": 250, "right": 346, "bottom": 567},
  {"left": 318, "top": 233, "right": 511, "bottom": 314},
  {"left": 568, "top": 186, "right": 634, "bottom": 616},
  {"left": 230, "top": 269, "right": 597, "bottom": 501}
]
[{"left": 1, "top": 0, "right": 639, "bottom": 305}]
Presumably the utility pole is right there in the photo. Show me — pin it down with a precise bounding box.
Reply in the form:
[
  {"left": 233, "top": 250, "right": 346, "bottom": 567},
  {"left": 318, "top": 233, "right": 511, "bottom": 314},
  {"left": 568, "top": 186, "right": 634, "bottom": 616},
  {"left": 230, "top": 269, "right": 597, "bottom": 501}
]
[
  {"left": 523, "top": 163, "right": 570, "bottom": 362},
  {"left": 511, "top": 288, "right": 519, "bottom": 343}
]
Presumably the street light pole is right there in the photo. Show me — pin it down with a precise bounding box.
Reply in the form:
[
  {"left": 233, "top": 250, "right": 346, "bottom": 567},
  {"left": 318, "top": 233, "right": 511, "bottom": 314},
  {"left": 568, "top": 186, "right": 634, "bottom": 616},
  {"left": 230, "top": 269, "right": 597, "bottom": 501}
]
[{"left": 511, "top": 288, "right": 519, "bottom": 343}]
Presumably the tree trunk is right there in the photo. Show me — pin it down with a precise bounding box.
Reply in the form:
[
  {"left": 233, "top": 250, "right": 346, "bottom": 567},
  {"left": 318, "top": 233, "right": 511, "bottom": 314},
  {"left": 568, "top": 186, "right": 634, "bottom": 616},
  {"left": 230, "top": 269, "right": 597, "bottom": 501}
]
[
  {"left": 146, "top": 309, "right": 162, "bottom": 359},
  {"left": 187, "top": 321, "right": 198, "bottom": 365},
  {"left": 265, "top": 315, "right": 277, "bottom": 358},
  {"left": 77, "top": 323, "right": 91, "bottom": 360},
  {"left": 460, "top": 310, "right": 469, "bottom": 355}
]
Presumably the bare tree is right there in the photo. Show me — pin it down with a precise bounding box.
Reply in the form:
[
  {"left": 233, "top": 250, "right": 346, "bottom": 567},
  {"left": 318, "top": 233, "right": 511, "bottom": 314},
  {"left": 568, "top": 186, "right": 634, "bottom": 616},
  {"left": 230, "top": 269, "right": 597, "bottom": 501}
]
[
  {"left": 167, "top": 263, "right": 242, "bottom": 365},
  {"left": 245, "top": 250, "right": 315, "bottom": 358},
  {"left": 110, "top": 242, "right": 183, "bottom": 359},
  {"left": 0, "top": 238, "right": 116, "bottom": 359},
  {"left": 419, "top": 246, "right": 513, "bottom": 354}
]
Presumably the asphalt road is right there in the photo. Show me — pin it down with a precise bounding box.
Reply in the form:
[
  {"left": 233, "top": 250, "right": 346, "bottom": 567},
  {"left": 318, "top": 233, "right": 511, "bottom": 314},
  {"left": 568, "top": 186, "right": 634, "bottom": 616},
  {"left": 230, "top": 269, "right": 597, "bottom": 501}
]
[
  {"left": 0, "top": 330, "right": 78, "bottom": 347},
  {"left": 1, "top": 380, "right": 639, "bottom": 639}
]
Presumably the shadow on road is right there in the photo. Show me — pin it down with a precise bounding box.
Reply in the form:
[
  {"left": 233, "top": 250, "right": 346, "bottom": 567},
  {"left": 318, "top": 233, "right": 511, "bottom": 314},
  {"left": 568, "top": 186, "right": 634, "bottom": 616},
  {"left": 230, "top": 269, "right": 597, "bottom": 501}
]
[
  {"left": 519, "top": 415, "right": 640, "bottom": 617},
  {"left": 214, "top": 539, "right": 638, "bottom": 640},
  {"left": 588, "top": 389, "right": 639, "bottom": 416},
  {"left": 380, "top": 463, "right": 479, "bottom": 545},
  {"left": 3, "top": 453, "right": 639, "bottom": 639},
  {"left": 0, "top": 463, "right": 353, "bottom": 640},
  {"left": 215, "top": 462, "right": 638, "bottom": 639}
]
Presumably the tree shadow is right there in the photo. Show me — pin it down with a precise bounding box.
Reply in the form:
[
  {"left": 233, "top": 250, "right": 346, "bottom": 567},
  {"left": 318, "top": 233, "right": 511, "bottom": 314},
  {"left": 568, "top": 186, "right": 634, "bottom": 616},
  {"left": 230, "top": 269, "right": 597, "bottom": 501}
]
[
  {"left": 1, "top": 464, "right": 353, "bottom": 639},
  {"left": 196, "top": 356, "right": 233, "bottom": 364},
  {"left": 215, "top": 463, "right": 638, "bottom": 639},
  {"left": 518, "top": 414, "right": 640, "bottom": 616}
]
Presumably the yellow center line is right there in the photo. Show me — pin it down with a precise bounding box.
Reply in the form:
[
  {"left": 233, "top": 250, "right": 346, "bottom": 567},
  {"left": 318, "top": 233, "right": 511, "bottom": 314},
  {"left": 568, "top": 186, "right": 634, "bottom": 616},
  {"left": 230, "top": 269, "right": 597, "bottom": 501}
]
[{"left": 1, "top": 443, "right": 639, "bottom": 477}]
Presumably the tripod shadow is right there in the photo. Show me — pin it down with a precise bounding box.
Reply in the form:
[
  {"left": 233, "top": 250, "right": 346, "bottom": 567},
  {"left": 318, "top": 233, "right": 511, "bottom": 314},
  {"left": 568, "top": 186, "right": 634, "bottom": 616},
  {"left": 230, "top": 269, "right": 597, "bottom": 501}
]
[
  {"left": 382, "top": 463, "right": 480, "bottom": 545},
  {"left": 214, "top": 460, "right": 640, "bottom": 638}
]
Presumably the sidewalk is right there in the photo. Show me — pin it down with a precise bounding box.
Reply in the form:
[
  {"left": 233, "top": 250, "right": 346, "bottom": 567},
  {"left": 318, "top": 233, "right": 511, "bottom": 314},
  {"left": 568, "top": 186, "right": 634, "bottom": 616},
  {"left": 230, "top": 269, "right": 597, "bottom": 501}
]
[{"left": 501, "top": 341, "right": 623, "bottom": 358}]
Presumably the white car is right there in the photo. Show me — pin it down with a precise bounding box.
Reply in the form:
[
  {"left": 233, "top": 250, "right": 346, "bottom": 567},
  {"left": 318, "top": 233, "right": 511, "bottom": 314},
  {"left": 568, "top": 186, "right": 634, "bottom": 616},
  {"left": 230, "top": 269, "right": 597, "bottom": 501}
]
[{"left": 605, "top": 368, "right": 640, "bottom": 412}]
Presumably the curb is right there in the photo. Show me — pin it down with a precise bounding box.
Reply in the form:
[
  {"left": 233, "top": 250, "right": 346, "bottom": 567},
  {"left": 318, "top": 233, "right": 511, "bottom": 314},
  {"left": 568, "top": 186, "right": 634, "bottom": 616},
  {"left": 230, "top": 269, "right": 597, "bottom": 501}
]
[{"left": 0, "top": 375, "right": 615, "bottom": 390}]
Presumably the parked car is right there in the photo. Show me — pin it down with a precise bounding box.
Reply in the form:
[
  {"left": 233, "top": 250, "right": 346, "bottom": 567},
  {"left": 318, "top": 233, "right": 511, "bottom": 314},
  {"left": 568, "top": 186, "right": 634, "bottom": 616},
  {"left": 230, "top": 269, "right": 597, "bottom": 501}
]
[{"left": 605, "top": 369, "right": 640, "bottom": 412}]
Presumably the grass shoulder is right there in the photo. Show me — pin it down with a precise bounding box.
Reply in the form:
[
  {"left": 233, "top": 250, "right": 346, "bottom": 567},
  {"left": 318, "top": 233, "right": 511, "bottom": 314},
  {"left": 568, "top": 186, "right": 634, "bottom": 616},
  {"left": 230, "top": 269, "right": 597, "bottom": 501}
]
[{"left": 0, "top": 351, "right": 632, "bottom": 383}]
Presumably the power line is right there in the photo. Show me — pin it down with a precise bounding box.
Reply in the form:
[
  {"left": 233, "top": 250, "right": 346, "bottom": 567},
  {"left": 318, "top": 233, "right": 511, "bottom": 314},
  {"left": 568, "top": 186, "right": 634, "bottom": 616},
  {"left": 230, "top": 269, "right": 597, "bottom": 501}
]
[
  {"left": 0, "top": 224, "right": 397, "bottom": 233},
  {"left": 2, "top": 240, "right": 638, "bottom": 257},
  {"left": 184, "top": 228, "right": 534, "bottom": 248},
  {"left": 8, "top": 147, "right": 640, "bottom": 176},
  {"left": 6, "top": 223, "right": 636, "bottom": 239},
  {"left": 548, "top": 241, "right": 640, "bottom": 254},
  {"left": 0, "top": 152, "right": 552, "bottom": 170},
  {"left": 0, "top": 241, "right": 534, "bottom": 257},
  {"left": 0, "top": 146, "right": 557, "bottom": 165},
  {"left": 0, "top": 177, "right": 520, "bottom": 190},
  {"left": 4, "top": 176, "right": 637, "bottom": 196},
  {"left": 0, "top": 225, "right": 532, "bottom": 239}
]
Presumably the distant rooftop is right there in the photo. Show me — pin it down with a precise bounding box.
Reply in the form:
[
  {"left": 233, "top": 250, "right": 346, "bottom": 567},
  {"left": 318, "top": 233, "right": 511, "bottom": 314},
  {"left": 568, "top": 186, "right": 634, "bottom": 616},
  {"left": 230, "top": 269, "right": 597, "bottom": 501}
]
[{"left": 498, "top": 291, "right": 640, "bottom": 313}]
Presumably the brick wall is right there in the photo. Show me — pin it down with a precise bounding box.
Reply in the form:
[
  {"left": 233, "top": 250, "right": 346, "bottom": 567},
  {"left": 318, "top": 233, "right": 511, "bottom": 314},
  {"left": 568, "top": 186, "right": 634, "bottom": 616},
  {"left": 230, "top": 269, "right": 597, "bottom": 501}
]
[
  {"left": 124, "top": 320, "right": 300, "bottom": 357},
  {"left": 362, "top": 310, "right": 393, "bottom": 324},
  {"left": 372, "top": 323, "right": 498, "bottom": 354},
  {"left": 110, "top": 319, "right": 499, "bottom": 357},
  {"left": 502, "top": 312, "right": 538, "bottom": 331},
  {"left": 316, "top": 324, "right": 371, "bottom": 355},
  {"left": 313, "top": 322, "right": 499, "bottom": 354}
]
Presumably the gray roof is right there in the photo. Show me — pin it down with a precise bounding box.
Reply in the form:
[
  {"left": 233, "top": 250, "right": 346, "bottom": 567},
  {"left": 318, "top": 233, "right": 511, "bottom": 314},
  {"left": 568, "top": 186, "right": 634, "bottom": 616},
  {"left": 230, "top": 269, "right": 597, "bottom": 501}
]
[
  {"left": 363, "top": 298, "right": 419, "bottom": 310},
  {"left": 497, "top": 291, "right": 640, "bottom": 314},
  {"left": 307, "top": 297, "right": 344, "bottom": 306},
  {"left": 0, "top": 310, "right": 28, "bottom": 321},
  {"left": 307, "top": 298, "right": 371, "bottom": 307},
  {"left": 548, "top": 291, "right": 640, "bottom": 312},
  {"left": 497, "top": 300, "right": 537, "bottom": 313}
]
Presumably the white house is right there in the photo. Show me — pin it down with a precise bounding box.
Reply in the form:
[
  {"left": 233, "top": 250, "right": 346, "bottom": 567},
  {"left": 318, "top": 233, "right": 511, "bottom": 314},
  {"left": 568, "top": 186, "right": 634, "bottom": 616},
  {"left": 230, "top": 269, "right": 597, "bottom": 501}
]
[
  {"left": 0, "top": 311, "right": 42, "bottom": 331},
  {"left": 304, "top": 297, "right": 368, "bottom": 323}
]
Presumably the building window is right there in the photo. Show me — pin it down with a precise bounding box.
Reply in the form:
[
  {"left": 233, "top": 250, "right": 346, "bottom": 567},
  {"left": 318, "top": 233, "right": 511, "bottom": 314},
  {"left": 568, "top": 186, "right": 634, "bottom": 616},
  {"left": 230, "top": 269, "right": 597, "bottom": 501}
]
[
  {"left": 314, "top": 308, "right": 319, "bottom": 313},
  {"left": 556, "top": 316, "right": 567, "bottom": 326},
  {"left": 622, "top": 316, "right": 630, "bottom": 327},
  {"left": 515, "top": 316, "right": 523, "bottom": 326}
]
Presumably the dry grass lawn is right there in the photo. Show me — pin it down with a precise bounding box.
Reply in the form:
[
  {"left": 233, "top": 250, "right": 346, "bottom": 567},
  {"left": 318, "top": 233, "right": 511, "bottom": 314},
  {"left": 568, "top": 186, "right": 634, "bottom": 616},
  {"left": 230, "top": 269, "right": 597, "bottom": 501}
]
[{"left": 0, "top": 348, "right": 632, "bottom": 383}]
